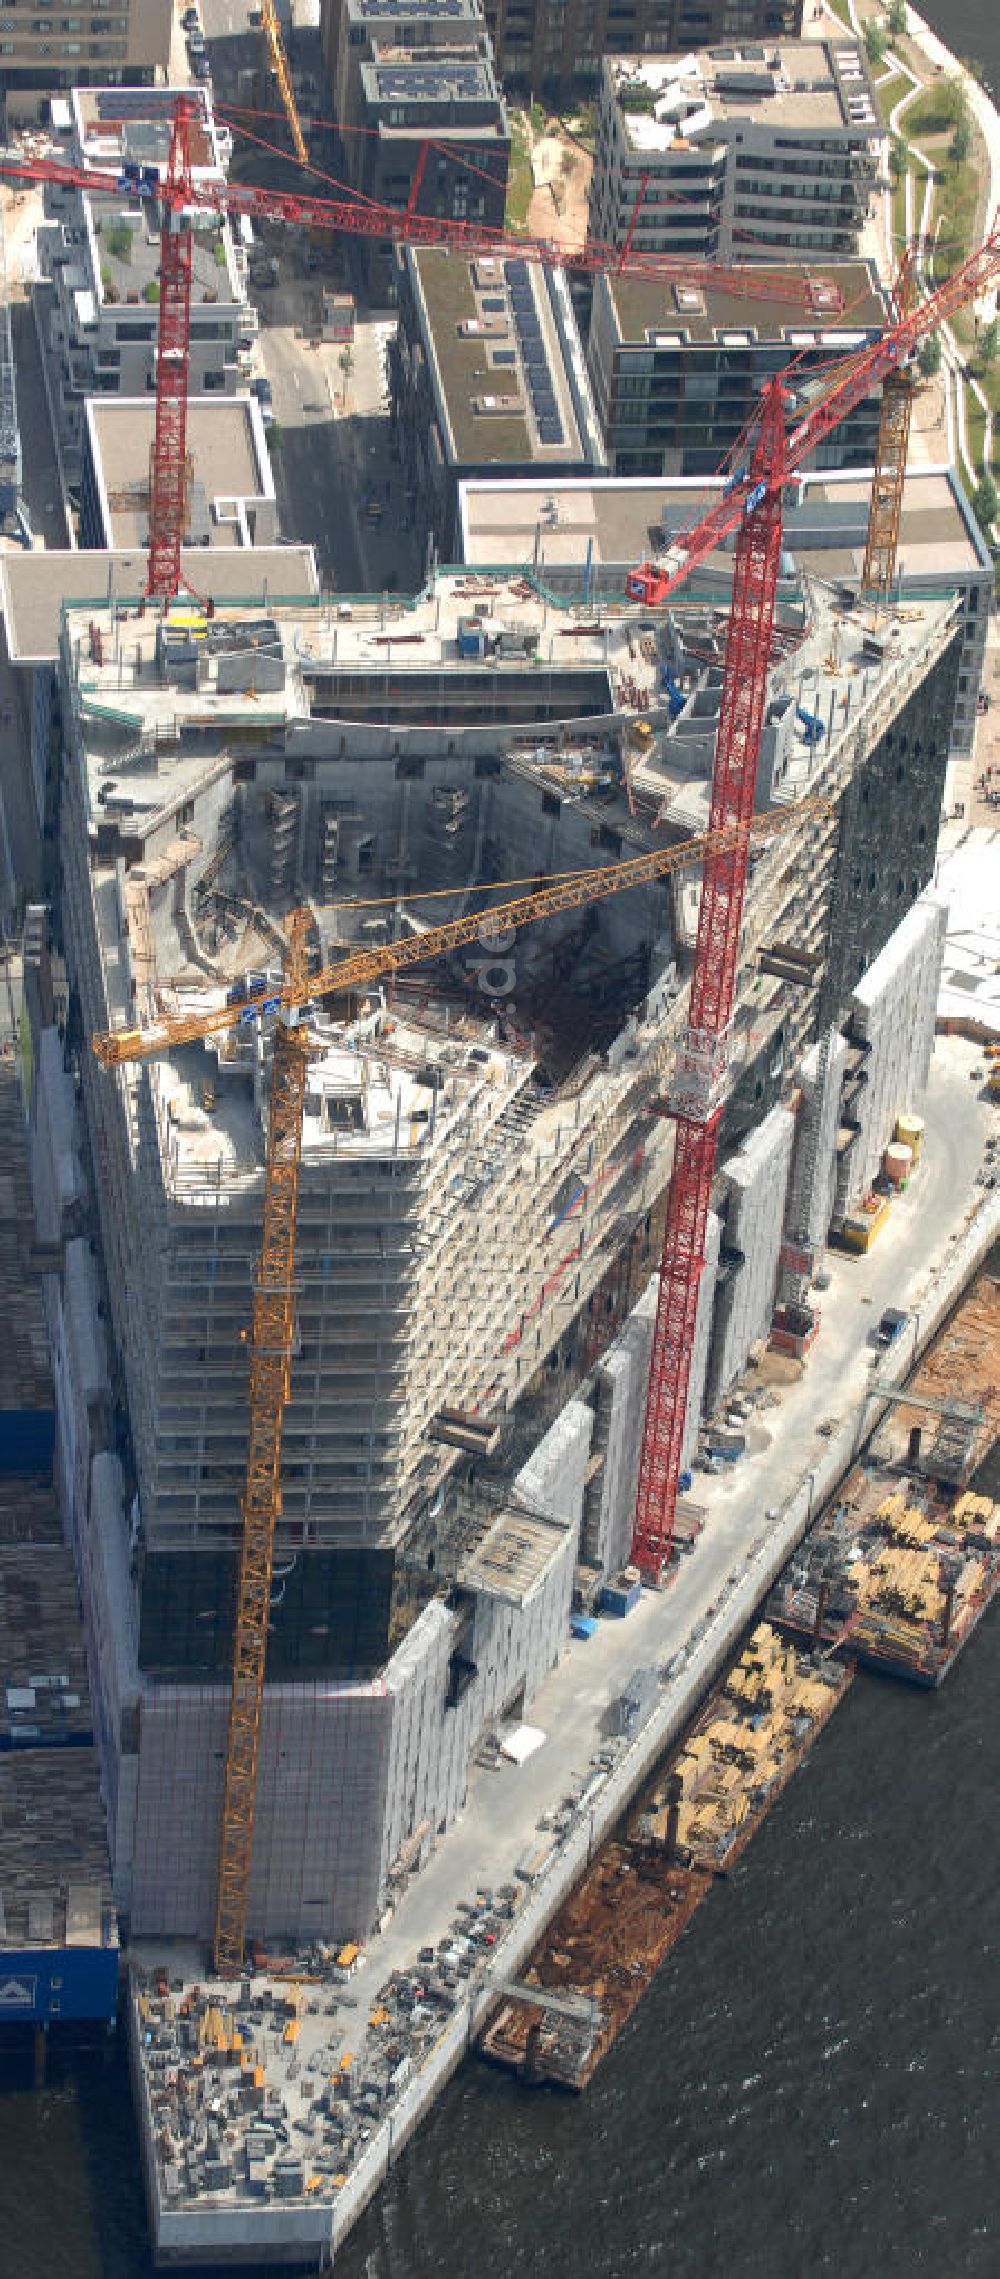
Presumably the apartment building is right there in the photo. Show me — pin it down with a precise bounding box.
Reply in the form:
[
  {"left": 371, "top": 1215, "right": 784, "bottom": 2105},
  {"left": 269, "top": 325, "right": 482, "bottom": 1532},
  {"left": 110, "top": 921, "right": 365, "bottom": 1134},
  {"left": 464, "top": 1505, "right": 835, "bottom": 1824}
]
[
  {"left": 483, "top": 0, "right": 803, "bottom": 99},
  {"left": 36, "top": 87, "right": 254, "bottom": 489},
  {"left": 588, "top": 40, "right": 882, "bottom": 264},
  {"left": 392, "top": 242, "right": 605, "bottom": 561},
  {"left": 0, "top": 0, "right": 171, "bottom": 126},
  {"left": 79, "top": 394, "right": 277, "bottom": 549},
  {"left": 322, "top": 0, "right": 509, "bottom": 295},
  {"left": 586, "top": 260, "right": 886, "bottom": 477}
]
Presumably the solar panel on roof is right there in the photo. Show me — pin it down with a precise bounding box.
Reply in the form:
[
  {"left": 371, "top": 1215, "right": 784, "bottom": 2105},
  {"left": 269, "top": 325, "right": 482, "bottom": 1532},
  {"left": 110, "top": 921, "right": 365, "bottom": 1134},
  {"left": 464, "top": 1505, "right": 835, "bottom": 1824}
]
[
  {"left": 522, "top": 346, "right": 546, "bottom": 369},
  {"left": 537, "top": 414, "right": 563, "bottom": 444},
  {"left": 481, "top": 294, "right": 506, "bottom": 312},
  {"left": 505, "top": 259, "right": 528, "bottom": 282},
  {"left": 493, "top": 347, "right": 516, "bottom": 364}
]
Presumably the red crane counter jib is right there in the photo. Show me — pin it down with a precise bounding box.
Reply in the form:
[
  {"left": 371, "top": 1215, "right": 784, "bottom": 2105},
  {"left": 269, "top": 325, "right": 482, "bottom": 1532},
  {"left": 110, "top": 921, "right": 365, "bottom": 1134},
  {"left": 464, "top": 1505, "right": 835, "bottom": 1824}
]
[
  {"left": 630, "top": 380, "right": 787, "bottom": 1584},
  {"left": 146, "top": 103, "right": 195, "bottom": 602}
]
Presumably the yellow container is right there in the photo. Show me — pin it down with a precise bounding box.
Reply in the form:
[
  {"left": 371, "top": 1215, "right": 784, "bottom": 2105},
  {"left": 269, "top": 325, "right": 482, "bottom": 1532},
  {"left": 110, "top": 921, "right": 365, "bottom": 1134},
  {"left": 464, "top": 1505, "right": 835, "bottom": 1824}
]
[{"left": 895, "top": 1112, "right": 924, "bottom": 1162}]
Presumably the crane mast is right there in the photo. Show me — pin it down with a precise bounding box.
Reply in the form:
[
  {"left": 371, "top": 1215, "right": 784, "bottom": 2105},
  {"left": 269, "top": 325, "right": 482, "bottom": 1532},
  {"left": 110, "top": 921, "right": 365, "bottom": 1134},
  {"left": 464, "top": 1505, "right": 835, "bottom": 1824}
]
[
  {"left": 147, "top": 104, "right": 196, "bottom": 602},
  {"left": 631, "top": 378, "right": 788, "bottom": 1582},
  {"left": 213, "top": 907, "right": 313, "bottom": 1976},
  {"left": 260, "top": 0, "right": 309, "bottom": 168}
]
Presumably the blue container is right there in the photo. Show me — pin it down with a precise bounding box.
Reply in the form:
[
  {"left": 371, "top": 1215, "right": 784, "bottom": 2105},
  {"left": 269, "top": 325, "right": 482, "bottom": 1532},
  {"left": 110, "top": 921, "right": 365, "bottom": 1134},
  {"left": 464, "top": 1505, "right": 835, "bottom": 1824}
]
[
  {"left": 0, "top": 1941, "right": 119, "bottom": 2024},
  {"left": 0, "top": 1410, "right": 55, "bottom": 1472},
  {"left": 600, "top": 1578, "right": 642, "bottom": 1617},
  {"left": 571, "top": 1614, "right": 597, "bottom": 1641}
]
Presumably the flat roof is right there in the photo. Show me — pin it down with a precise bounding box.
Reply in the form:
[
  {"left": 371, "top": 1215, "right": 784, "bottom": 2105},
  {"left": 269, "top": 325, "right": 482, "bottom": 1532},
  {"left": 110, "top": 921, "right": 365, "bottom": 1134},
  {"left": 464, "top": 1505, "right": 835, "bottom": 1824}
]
[
  {"left": 88, "top": 198, "right": 239, "bottom": 310},
  {"left": 458, "top": 468, "right": 989, "bottom": 585},
  {"left": 350, "top": 0, "right": 481, "bottom": 14},
  {"left": 0, "top": 546, "right": 319, "bottom": 664},
  {"left": 457, "top": 1506, "right": 569, "bottom": 1605},
  {"left": 936, "top": 831, "right": 1000, "bottom": 1039},
  {"left": 604, "top": 260, "right": 885, "bottom": 347},
  {"left": 370, "top": 57, "right": 494, "bottom": 97},
  {"left": 68, "top": 83, "right": 223, "bottom": 176},
  {"left": 86, "top": 397, "right": 272, "bottom": 550},
  {"left": 409, "top": 247, "right": 587, "bottom": 466},
  {"left": 607, "top": 38, "right": 878, "bottom": 148}
]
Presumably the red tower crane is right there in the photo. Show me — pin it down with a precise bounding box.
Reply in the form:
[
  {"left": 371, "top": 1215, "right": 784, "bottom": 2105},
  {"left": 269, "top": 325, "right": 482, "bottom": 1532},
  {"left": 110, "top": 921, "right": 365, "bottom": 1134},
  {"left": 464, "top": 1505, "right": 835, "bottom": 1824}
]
[
  {"left": 1, "top": 95, "right": 843, "bottom": 602},
  {"left": 627, "top": 219, "right": 1000, "bottom": 1582}
]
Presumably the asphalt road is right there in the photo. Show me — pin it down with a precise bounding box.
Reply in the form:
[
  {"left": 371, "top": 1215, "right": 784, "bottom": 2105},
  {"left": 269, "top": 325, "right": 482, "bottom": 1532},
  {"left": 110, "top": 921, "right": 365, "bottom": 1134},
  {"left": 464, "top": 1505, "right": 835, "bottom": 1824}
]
[{"left": 264, "top": 324, "right": 367, "bottom": 592}]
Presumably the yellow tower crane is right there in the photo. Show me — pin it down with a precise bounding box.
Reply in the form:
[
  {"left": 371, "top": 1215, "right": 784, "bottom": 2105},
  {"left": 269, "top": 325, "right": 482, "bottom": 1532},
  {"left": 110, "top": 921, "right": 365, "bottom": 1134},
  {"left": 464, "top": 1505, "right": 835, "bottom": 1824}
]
[
  {"left": 862, "top": 252, "right": 919, "bottom": 610},
  {"left": 261, "top": 0, "right": 309, "bottom": 168},
  {"left": 93, "top": 794, "right": 830, "bottom": 1975}
]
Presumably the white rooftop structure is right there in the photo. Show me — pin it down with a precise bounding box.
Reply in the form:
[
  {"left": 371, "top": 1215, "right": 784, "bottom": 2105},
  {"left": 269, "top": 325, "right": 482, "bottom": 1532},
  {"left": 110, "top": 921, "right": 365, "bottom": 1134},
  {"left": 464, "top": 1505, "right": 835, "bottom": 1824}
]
[{"left": 935, "top": 832, "right": 1000, "bottom": 1041}]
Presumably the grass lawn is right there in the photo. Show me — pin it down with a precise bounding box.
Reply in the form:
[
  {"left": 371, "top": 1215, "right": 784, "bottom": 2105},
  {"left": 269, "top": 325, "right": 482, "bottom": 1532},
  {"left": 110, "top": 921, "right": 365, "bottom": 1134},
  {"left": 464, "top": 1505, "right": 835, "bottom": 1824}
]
[
  {"left": 965, "top": 386, "right": 987, "bottom": 476},
  {"left": 506, "top": 111, "right": 534, "bottom": 232},
  {"left": 904, "top": 87, "right": 963, "bottom": 139},
  {"left": 929, "top": 156, "right": 978, "bottom": 285},
  {"left": 824, "top": 0, "right": 853, "bottom": 24},
  {"left": 875, "top": 69, "right": 911, "bottom": 124}
]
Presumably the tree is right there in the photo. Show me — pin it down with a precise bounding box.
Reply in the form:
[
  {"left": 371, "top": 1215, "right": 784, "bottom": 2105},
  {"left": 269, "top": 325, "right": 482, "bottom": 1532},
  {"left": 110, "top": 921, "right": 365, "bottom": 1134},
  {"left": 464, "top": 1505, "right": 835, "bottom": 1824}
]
[
  {"left": 918, "top": 330, "right": 942, "bottom": 377},
  {"left": 864, "top": 20, "right": 887, "bottom": 66},
  {"left": 889, "top": 132, "right": 909, "bottom": 182},
  {"left": 887, "top": 0, "right": 907, "bottom": 31},
  {"left": 951, "top": 116, "right": 972, "bottom": 164},
  {"left": 978, "top": 317, "right": 1000, "bottom": 369},
  {"left": 973, "top": 471, "right": 998, "bottom": 532}
]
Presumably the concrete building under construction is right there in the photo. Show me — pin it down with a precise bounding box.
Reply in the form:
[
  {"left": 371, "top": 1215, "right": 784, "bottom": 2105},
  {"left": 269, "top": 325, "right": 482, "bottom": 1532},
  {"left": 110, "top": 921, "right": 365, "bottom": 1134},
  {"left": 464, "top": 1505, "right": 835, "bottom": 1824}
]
[{"left": 25, "top": 543, "right": 961, "bottom": 1947}]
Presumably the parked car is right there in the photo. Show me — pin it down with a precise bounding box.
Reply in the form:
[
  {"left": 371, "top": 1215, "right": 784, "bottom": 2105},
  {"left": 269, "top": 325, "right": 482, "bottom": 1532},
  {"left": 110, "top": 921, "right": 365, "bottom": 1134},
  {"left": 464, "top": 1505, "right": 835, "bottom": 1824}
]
[
  {"left": 181, "top": 5, "right": 199, "bottom": 26},
  {"left": 191, "top": 52, "right": 211, "bottom": 75},
  {"left": 251, "top": 375, "right": 273, "bottom": 406}
]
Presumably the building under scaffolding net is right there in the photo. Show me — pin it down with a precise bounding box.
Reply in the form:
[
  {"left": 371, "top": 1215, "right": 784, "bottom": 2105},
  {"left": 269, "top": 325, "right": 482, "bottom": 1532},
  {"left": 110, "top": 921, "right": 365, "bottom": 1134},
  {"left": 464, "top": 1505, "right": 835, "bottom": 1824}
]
[{"left": 0, "top": 193, "right": 21, "bottom": 523}]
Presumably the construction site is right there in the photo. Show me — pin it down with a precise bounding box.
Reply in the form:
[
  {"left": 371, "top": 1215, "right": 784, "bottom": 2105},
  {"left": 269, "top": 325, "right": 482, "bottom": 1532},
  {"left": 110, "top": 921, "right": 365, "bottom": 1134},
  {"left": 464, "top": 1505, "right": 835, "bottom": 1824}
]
[
  {"left": 0, "top": 59, "right": 998, "bottom": 2271},
  {"left": 769, "top": 1258, "right": 1000, "bottom": 1685},
  {"left": 480, "top": 1622, "right": 852, "bottom": 2091},
  {"left": 46, "top": 556, "right": 959, "bottom": 1948}
]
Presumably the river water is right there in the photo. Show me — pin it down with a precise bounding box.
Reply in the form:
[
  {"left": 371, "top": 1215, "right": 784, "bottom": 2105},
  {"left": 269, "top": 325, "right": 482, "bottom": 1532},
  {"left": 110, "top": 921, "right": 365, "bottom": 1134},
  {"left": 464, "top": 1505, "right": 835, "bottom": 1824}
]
[{"left": 2, "top": 6, "right": 998, "bottom": 2273}]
